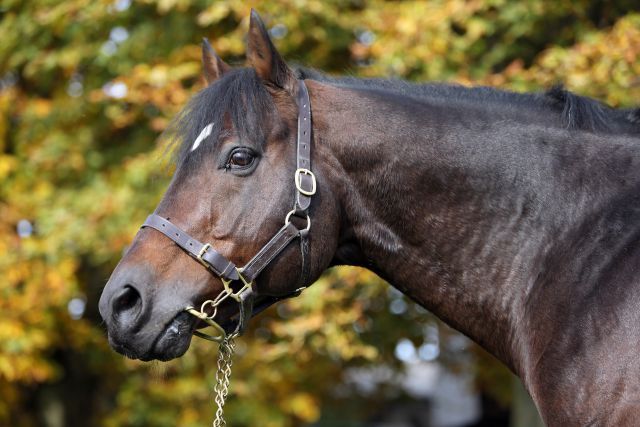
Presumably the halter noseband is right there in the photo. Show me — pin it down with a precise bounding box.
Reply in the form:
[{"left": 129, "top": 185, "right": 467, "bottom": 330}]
[{"left": 140, "top": 80, "right": 315, "bottom": 342}]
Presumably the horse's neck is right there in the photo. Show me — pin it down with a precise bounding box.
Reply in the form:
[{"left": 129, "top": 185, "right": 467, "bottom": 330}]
[{"left": 311, "top": 81, "right": 640, "bottom": 374}]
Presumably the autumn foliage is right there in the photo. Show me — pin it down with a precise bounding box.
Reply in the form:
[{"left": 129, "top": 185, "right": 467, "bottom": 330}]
[{"left": 1, "top": 1, "right": 640, "bottom": 426}]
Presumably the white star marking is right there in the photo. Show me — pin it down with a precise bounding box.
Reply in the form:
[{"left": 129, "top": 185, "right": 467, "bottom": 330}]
[{"left": 190, "top": 123, "right": 214, "bottom": 152}]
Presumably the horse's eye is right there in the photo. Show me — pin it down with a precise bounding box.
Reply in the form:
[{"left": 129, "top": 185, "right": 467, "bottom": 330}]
[{"left": 226, "top": 148, "right": 255, "bottom": 169}]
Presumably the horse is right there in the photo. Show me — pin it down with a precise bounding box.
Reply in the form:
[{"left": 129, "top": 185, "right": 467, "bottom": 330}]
[{"left": 99, "top": 10, "right": 640, "bottom": 426}]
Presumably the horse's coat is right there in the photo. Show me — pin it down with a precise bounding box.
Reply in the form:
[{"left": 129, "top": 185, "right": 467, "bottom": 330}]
[{"left": 99, "top": 10, "right": 640, "bottom": 426}]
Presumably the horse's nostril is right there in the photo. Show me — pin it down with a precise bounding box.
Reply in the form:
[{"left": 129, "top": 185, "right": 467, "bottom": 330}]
[{"left": 112, "top": 285, "right": 142, "bottom": 321}]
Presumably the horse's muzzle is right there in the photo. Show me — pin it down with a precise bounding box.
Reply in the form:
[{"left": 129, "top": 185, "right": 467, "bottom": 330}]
[{"left": 99, "top": 267, "right": 199, "bottom": 361}]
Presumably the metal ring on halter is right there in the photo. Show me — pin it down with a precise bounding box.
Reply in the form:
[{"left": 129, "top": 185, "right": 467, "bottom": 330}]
[
  {"left": 185, "top": 307, "right": 226, "bottom": 342},
  {"left": 284, "top": 209, "right": 311, "bottom": 231},
  {"left": 202, "top": 291, "right": 232, "bottom": 316},
  {"left": 185, "top": 266, "right": 253, "bottom": 341}
]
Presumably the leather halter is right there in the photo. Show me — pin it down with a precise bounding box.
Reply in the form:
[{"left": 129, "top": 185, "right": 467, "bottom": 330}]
[{"left": 140, "top": 80, "right": 315, "bottom": 341}]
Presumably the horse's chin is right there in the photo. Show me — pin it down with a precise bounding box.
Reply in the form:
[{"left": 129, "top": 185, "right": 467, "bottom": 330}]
[{"left": 109, "top": 311, "right": 197, "bottom": 362}]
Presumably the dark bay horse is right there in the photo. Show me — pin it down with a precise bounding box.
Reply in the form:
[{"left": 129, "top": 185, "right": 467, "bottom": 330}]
[{"left": 99, "top": 11, "right": 640, "bottom": 426}]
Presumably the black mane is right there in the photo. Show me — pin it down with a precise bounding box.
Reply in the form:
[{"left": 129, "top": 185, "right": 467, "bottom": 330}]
[{"left": 297, "top": 68, "right": 640, "bottom": 135}]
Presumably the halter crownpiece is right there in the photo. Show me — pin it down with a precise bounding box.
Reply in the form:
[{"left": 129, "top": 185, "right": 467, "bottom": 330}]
[{"left": 140, "top": 79, "right": 315, "bottom": 342}]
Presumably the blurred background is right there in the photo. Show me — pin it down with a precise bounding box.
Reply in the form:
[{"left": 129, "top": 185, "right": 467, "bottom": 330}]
[{"left": 2, "top": 1, "right": 640, "bottom": 426}]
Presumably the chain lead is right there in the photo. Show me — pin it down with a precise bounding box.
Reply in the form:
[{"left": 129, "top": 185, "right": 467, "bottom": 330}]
[{"left": 212, "top": 336, "right": 236, "bottom": 427}]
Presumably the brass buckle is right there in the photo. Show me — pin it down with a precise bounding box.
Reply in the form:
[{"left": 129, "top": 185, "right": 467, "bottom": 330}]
[
  {"left": 294, "top": 168, "right": 316, "bottom": 196},
  {"left": 197, "top": 243, "right": 212, "bottom": 267}
]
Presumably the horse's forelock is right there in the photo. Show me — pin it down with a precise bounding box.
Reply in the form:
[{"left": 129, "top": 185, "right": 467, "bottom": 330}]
[{"left": 163, "top": 68, "right": 275, "bottom": 171}]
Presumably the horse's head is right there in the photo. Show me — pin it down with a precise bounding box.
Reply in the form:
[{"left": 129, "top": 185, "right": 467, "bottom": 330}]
[{"left": 99, "top": 11, "right": 340, "bottom": 361}]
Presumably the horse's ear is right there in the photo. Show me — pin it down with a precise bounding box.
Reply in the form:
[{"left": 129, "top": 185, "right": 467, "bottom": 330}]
[
  {"left": 247, "top": 9, "right": 296, "bottom": 91},
  {"left": 202, "top": 38, "right": 231, "bottom": 85}
]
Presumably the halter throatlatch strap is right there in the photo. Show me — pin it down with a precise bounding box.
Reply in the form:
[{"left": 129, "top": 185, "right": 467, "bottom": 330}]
[{"left": 140, "top": 79, "right": 315, "bottom": 341}]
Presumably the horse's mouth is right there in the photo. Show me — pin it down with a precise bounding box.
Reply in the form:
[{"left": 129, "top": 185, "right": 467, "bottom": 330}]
[
  {"left": 129, "top": 296, "right": 284, "bottom": 361},
  {"left": 139, "top": 311, "right": 198, "bottom": 361}
]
